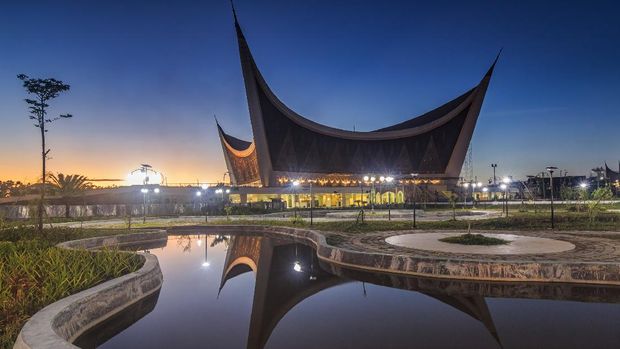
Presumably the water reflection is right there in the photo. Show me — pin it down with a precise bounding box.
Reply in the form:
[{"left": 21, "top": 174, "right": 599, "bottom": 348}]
[{"left": 78, "top": 233, "right": 620, "bottom": 349}]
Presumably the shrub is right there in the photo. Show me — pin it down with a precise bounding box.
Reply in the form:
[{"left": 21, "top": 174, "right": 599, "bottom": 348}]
[{"left": 439, "top": 233, "right": 509, "bottom": 245}]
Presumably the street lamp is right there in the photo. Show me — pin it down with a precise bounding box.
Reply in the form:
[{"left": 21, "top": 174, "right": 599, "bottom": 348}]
[
  {"left": 501, "top": 177, "right": 511, "bottom": 217},
  {"left": 292, "top": 180, "right": 300, "bottom": 219},
  {"left": 385, "top": 176, "right": 394, "bottom": 221},
  {"left": 198, "top": 185, "right": 209, "bottom": 222},
  {"left": 364, "top": 176, "right": 376, "bottom": 213},
  {"left": 546, "top": 166, "right": 558, "bottom": 229},
  {"left": 411, "top": 173, "right": 419, "bottom": 228},
  {"left": 141, "top": 188, "right": 149, "bottom": 223},
  {"left": 309, "top": 180, "right": 314, "bottom": 226},
  {"left": 491, "top": 164, "right": 498, "bottom": 185}
]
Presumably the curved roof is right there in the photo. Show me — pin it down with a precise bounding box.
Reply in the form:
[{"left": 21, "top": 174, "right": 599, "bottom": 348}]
[{"left": 224, "top": 6, "right": 498, "bottom": 186}]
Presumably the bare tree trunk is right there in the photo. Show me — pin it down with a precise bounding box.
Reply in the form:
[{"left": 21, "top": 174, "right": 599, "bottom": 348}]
[{"left": 39, "top": 118, "right": 46, "bottom": 233}]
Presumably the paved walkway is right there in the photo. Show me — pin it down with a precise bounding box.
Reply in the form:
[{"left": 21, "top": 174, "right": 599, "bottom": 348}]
[
  {"left": 51, "top": 209, "right": 502, "bottom": 229},
  {"left": 331, "top": 229, "right": 620, "bottom": 263}
]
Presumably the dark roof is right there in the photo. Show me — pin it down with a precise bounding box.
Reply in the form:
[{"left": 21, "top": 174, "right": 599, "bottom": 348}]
[
  {"left": 374, "top": 88, "right": 476, "bottom": 132},
  {"left": 217, "top": 123, "right": 252, "bottom": 151},
  {"left": 227, "top": 5, "right": 497, "bottom": 184}
]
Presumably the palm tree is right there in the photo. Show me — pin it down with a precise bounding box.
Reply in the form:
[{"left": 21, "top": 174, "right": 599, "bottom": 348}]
[{"left": 48, "top": 173, "right": 91, "bottom": 218}]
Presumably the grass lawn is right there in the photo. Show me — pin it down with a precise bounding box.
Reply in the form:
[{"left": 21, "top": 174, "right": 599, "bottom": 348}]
[{"left": 0, "top": 227, "right": 143, "bottom": 349}]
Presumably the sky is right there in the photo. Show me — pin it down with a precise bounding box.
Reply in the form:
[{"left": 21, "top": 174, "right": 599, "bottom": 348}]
[{"left": 0, "top": 0, "right": 619, "bottom": 185}]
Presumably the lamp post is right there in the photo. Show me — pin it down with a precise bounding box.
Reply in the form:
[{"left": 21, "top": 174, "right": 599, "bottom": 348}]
[
  {"left": 309, "top": 181, "right": 314, "bottom": 226},
  {"left": 140, "top": 188, "right": 149, "bottom": 223},
  {"left": 292, "top": 180, "right": 300, "bottom": 219},
  {"left": 379, "top": 176, "right": 385, "bottom": 205},
  {"left": 363, "top": 175, "right": 376, "bottom": 212},
  {"left": 385, "top": 176, "right": 394, "bottom": 221},
  {"left": 195, "top": 190, "right": 202, "bottom": 217},
  {"left": 546, "top": 166, "right": 558, "bottom": 229},
  {"left": 501, "top": 177, "right": 511, "bottom": 218},
  {"left": 500, "top": 183, "right": 507, "bottom": 217},
  {"left": 411, "top": 173, "right": 419, "bottom": 229},
  {"left": 491, "top": 163, "right": 498, "bottom": 185},
  {"left": 200, "top": 184, "right": 209, "bottom": 222}
]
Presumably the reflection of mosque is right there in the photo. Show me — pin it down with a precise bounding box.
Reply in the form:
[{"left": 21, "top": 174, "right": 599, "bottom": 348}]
[{"left": 218, "top": 235, "right": 501, "bottom": 349}]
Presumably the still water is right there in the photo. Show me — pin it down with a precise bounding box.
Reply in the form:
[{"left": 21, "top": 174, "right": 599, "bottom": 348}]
[{"left": 76, "top": 234, "right": 620, "bottom": 349}]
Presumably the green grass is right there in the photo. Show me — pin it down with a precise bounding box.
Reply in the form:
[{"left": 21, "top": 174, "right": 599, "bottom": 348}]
[
  {"left": 187, "top": 211, "right": 620, "bottom": 233},
  {"left": 0, "top": 227, "right": 143, "bottom": 349},
  {"left": 439, "top": 233, "right": 509, "bottom": 245}
]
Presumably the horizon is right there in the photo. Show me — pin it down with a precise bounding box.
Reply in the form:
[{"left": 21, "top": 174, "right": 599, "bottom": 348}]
[{"left": 1, "top": 0, "right": 619, "bottom": 184}]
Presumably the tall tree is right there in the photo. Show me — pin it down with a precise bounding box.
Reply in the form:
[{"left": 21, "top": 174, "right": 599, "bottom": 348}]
[
  {"left": 17, "top": 74, "right": 73, "bottom": 232},
  {"left": 48, "top": 173, "right": 92, "bottom": 218}
]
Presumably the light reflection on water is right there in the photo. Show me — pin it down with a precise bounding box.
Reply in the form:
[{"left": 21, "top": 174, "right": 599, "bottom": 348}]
[{"left": 76, "top": 234, "right": 620, "bottom": 349}]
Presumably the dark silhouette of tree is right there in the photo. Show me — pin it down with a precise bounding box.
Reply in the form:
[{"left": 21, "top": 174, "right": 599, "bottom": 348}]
[
  {"left": 17, "top": 74, "right": 73, "bottom": 232},
  {"left": 48, "top": 173, "right": 92, "bottom": 218}
]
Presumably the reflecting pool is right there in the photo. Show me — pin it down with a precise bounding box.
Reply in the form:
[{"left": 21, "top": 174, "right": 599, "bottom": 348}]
[{"left": 76, "top": 233, "right": 620, "bottom": 349}]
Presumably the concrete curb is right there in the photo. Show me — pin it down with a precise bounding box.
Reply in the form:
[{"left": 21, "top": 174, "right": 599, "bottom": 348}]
[
  {"left": 13, "top": 231, "right": 166, "bottom": 349},
  {"left": 172, "top": 225, "right": 620, "bottom": 286}
]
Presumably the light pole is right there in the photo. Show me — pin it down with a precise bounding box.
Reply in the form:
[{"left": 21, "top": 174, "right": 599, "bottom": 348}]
[
  {"left": 292, "top": 180, "right": 300, "bottom": 219},
  {"left": 579, "top": 182, "right": 588, "bottom": 211},
  {"left": 411, "top": 173, "right": 419, "bottom": 229},
  {"left": 140, "top": 188, "right": 149, "bottom": 223},
  {"left": 501, "top": 177, "right": 511, "bottom": 218},
  {"left": 309, "top": 181, "right": 314, "bottom": 226},
  {"left": 385, "top": 176, "right": 394, "bottom": 221},
  {"left": 462, "top": 180, "right": 469, "bottom": 207},
  {"left": 363, "top": 175, "right": 376, "bottom": 212},
  {"left": 491, "top": 163, "right": 498, "bottom": 185},
  {"left": 195, "top": 190, "right": 202, "bottom": 217},
  {"left": 500, "top": 183, "right": 507, "bottom": 217},
  {"left": 200, "top": 184, "right": 209, "bottom": 222},
  {"left": 546, "top": 166, "right": 558, "bottom": 229}
]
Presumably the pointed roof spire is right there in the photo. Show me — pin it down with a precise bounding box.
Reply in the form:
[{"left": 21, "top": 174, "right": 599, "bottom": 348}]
[
  {"left": 485, "top": 47, "right": 503, "bottom": 77},
  {"left": 230, "top": 0, "right": 239, "bottom": 24}
]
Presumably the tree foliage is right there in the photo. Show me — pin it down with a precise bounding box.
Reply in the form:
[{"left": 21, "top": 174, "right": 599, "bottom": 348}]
[
  {"left": 47, "top": 173, "right": 91, "bottom": 218},
  {"left": 17, "top": 74, "right": 72, "bottom": 128},
  {"left": 48, "top": 173, "right": 91, "bottom": 197},
  {"left": 17, "top": 74, "right": 73, "bottom": 231}
]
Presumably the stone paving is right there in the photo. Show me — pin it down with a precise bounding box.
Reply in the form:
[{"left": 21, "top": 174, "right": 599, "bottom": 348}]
[
  {"left": 330, "top": 229, "right": 620, "bottom": 263},
  {"left": 385, "top": 233, "right": 576, "bottom": 255},
  {"left": 191, "top": 225, "right": 620, "bottom": 285}
]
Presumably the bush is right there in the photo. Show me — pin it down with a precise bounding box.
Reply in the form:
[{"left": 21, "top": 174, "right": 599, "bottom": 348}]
[
  {"left": 439, "top": 233, "right": 509, "bottom": 245},
  {"left": 0, "top": 228, "right": 141, "bottom": 348}
]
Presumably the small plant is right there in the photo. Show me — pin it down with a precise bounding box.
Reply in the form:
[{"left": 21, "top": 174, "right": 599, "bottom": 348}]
[
  {"left": 587, "top": 187, "right": 613, "bottom": 226},
  {"left": 290, "top": 215, "right": 305, "bottom": 225},
  {"left": 439, "top": 233, "right": 509, "bottom": 245},
  {"left": 448, "top": 193, "right": 457, "bottom": 220},
  {"left": 224, "top": 205, "right": 233, "bottom": 221}
]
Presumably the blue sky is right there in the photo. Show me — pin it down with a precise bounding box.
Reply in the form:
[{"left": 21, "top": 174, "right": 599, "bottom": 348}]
[{"left": 0, "top": 0, "right": 618, "bottom": 183}]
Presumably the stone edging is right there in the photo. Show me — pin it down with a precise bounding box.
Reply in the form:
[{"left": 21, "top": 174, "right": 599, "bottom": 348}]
[
  {"left": 13, "top": 231, "right": 166, "bottom": 349},
  {"left": 174, "top": 225, "right": 620, "bottom": 286}
]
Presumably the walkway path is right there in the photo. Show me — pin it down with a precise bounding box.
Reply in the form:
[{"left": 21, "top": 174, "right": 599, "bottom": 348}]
[{"left": 51, "top": 209, "right": 502, "bottom": 229}]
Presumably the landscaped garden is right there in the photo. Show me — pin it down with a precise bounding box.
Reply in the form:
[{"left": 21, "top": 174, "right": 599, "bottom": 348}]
[{"left": 0, "top": 227, "right": 142, "bottom": 349}]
